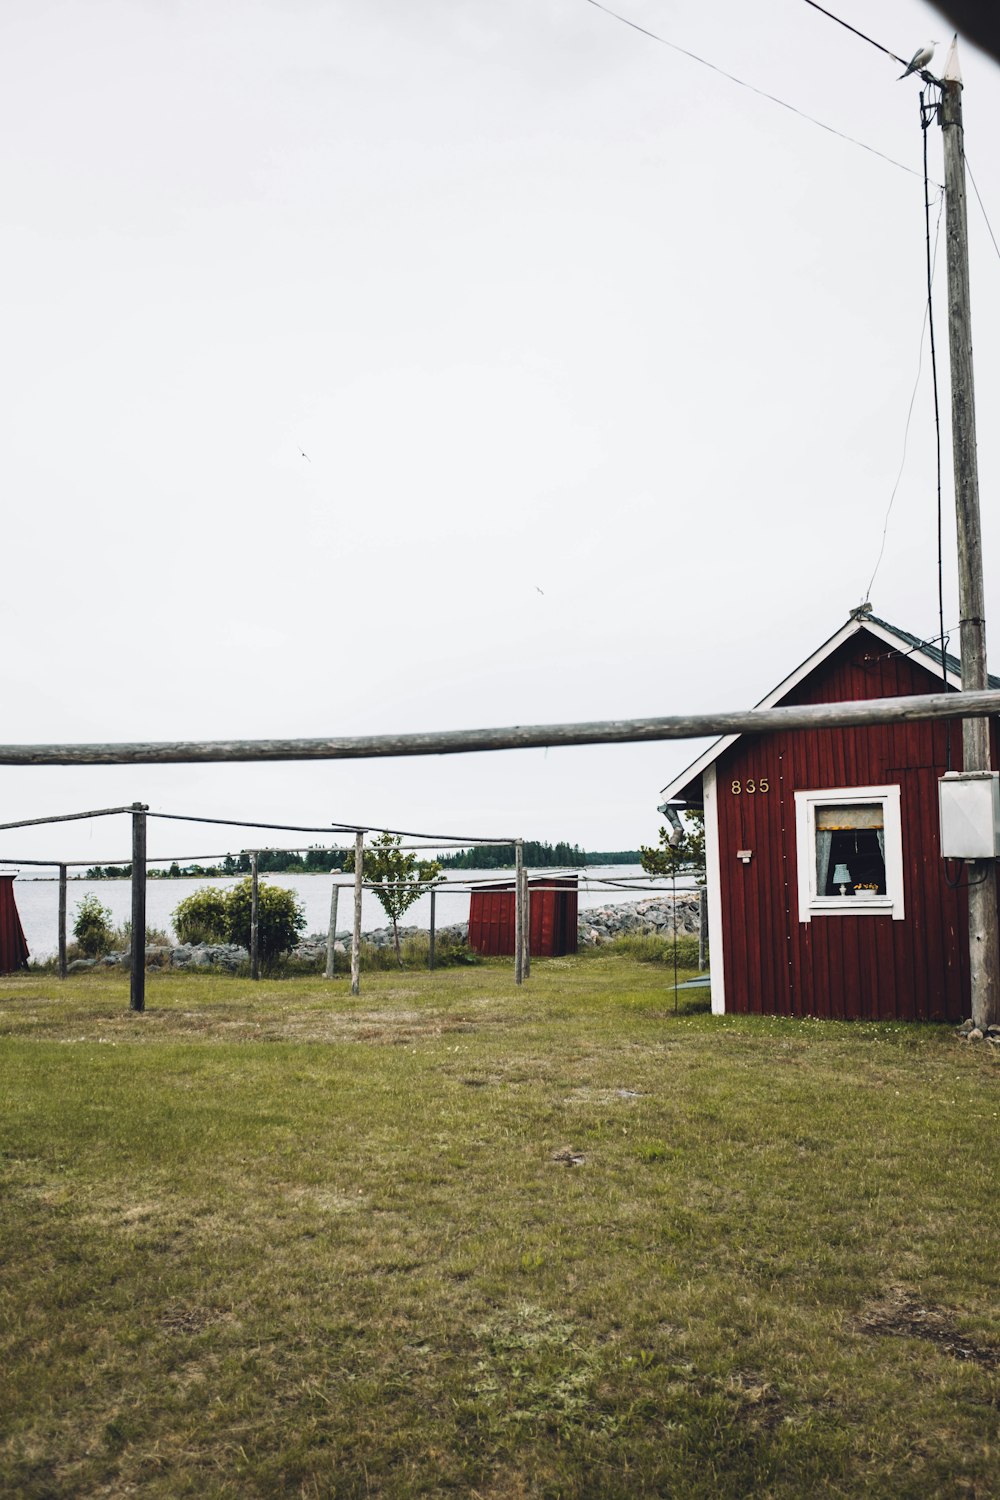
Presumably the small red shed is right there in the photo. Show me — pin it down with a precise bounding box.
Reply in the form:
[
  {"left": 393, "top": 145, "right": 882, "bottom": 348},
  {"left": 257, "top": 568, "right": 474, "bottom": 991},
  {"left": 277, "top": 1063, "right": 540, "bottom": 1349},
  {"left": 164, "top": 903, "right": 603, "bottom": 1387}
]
[
  {"left": 660, "top": 608, "right": 999, "bottom": 1022},
  {"left": 0, "top": 875, "right": 30, "bottom": 973},
  {"left": 468, "top": 876, "right": 578, "bottom": 958}
]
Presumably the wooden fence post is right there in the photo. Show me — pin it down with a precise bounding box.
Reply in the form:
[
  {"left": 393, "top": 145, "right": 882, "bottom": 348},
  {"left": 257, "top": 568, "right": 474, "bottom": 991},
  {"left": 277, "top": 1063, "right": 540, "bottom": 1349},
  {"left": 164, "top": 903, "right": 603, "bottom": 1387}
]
[
  {"left": 429, "top": 886, "right": 436, "bottom": 971},
  {"left": 325, "top": 878, "right": 339, "bottom": 979},
  {"left": 522, "top": 871, "right": 531, "bottom": 980},
  {"left": 58, "top": 864, "right": 67, "bottom": 980},
  {"left": 514, "top": 840, "right": 524, "bottom": 985},
  {"left": 130, "top": 804, "right": 147, "bottom": 1012},
  {"left": 250, "top": 852, "right": 259, "bottom": 980},
  {"left": 351, "top": 833, "right": 363, "bottom": 996},
  {"left": 671, "top": 867, "right": 678, "bottom": 1014}
]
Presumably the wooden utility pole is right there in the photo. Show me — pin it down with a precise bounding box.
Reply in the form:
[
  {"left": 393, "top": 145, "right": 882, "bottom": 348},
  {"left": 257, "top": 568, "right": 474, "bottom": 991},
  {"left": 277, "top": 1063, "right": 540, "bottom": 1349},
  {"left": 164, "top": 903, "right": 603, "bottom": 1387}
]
[
  {"left": 130, "top": 803, "right": 147, "bottom": 1012},
  {"left": 940, "top": 39, "right": 1000, "bottom": 1029}
]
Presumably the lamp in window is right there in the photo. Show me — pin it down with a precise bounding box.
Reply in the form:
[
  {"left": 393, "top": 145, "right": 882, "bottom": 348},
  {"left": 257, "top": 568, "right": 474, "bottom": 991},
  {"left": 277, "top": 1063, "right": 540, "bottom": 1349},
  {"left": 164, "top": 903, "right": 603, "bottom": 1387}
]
[{"left": 832, "top": 862, "right": 852, "bottom": 896}]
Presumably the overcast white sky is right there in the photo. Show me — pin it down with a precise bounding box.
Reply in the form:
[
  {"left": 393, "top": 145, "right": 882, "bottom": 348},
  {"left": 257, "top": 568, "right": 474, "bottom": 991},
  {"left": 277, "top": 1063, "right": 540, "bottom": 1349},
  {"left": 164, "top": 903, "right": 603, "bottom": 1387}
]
[{"left": 2, "top": 0, "right": 998, "bottom": 864}]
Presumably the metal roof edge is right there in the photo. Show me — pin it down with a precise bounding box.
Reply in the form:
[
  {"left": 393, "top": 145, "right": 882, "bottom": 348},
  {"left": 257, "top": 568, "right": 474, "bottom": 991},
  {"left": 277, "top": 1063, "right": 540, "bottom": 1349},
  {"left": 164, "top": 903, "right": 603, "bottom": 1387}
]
[{"left": 863, "top": 615, "right": 963, "bottom": 689}]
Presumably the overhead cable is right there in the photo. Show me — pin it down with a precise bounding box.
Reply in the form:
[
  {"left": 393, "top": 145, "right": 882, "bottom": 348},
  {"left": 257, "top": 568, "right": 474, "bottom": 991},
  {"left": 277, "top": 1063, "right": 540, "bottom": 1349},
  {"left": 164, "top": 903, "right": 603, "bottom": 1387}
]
[
  {"left": 965, "top": 156, "right": 1000, "bottom": 266},
  {"left": 581, "top": 0, "right": 924, "bottom": 179},
  {"left": 798, "top": 0, "right": 907, "bottom": 66},
  {"left": 862, "top": 181, "right": 944, "bottom": 603}
]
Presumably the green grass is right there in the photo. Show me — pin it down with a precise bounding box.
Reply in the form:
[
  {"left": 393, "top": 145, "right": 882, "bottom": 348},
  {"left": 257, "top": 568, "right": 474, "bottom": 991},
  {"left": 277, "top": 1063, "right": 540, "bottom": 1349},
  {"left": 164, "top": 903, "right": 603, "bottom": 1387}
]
[
  {"left": 0, "top": 959, "right": 998, "bottom": 1498},
  {"left": 579, "top": 932, "right": 703, "bottom": 967}
]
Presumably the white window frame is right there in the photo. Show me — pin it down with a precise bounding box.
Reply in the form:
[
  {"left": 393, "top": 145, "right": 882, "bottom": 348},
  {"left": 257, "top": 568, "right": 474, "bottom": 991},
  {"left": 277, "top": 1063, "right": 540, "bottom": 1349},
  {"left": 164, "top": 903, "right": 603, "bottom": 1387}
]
[{"left": 794, "top": 785, "right": 904, "bottom": 923}]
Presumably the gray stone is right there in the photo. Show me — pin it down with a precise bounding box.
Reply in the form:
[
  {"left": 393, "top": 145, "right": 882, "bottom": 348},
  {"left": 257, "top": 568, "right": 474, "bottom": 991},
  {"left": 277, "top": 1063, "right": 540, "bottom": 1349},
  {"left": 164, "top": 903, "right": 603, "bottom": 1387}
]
[
  {"left": 67, "top": 958, "right": 96, "bottom": 972},
  {"left": 168, "top": 943, "right": 249, "bottom": 972},
  {"left": 576, "top": 894, "right": 702, "bottom": 945}
]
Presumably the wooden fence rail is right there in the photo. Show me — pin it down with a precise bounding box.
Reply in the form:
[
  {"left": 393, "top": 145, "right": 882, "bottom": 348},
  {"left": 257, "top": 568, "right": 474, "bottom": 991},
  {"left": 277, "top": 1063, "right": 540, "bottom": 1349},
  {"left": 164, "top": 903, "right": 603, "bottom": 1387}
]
[{"left": 0, "top": 688, "right": 999, "bottom": 765}]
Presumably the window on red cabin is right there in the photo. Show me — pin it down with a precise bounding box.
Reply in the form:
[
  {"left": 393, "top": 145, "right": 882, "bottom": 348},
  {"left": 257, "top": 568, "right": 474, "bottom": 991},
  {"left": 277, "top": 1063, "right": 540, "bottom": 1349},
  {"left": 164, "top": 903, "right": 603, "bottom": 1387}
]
[
  {"left": 794, "top": 785, "right": 904, "bottom": 921},
  {"left": 814, "top": 803, "right": 887, "bottom": 897}
]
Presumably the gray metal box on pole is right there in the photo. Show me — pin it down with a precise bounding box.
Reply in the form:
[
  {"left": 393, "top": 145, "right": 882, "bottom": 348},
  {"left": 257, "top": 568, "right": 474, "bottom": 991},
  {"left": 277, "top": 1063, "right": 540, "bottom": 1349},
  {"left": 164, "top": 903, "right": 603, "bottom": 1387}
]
[{"left": 939, "top": 771, "right": 1000, "bottom": 859}]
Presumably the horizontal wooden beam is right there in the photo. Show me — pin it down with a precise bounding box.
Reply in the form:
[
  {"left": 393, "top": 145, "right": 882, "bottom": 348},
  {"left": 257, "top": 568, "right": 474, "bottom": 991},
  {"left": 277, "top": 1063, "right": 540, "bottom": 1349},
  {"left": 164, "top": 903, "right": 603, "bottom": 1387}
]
[
  {"left": 0, "top": 690, "right": 997, "bottom": 766},
  {"left": 0, "top": 805, "right": 139, "bottom": 831}
]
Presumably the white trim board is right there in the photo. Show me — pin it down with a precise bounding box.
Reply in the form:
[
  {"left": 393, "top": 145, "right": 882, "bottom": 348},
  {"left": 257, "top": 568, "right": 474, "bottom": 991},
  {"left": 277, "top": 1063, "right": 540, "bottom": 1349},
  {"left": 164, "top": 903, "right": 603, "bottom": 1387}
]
[{"left": 703, "top": 765, "right": 726, "bottom": 1015}]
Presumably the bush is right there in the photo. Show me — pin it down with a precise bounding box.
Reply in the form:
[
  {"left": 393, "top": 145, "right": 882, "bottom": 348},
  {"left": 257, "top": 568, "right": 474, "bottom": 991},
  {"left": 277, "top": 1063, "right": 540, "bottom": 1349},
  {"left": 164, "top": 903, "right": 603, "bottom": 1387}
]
[
  {"left": 173, "top": 888, "right": 230, "bottom": 945},
  {"left": 171, "top": 880, "right": 306, "bottom": 967},
  {"left": 73, "top": 895, "right": 115, "bottom": 957},
  {"left": 224, "top": 878, "right": 306, "bottom": 967}
]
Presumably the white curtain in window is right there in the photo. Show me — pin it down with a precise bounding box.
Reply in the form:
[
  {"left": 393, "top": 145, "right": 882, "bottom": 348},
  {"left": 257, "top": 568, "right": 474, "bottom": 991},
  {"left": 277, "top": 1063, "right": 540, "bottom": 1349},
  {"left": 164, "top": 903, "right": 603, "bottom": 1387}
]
[
  {"left": 815, "top": 829, "right": 834, "bottom": 892},
  {"left": 876, "top": 829, "right": 885, "bottom": 861}
]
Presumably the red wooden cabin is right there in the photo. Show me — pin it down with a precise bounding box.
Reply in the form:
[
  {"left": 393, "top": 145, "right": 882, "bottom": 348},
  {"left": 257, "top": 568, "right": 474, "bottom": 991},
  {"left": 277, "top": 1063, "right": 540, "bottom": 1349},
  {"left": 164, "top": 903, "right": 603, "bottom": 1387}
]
[
  {"left": 0, "top": 875, "right": 29, "bottom": 973},
  {"left": 468, "top": 876, "right": 578, "bottom": 958},
  {"left": 659, "top": 609, "right": 999, "bottom": 1022}
]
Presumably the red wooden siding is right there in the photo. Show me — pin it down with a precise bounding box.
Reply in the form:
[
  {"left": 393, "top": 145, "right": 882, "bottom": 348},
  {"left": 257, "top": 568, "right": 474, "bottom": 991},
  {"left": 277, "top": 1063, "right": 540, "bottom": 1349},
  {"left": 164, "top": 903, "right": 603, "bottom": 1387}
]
[
  {"left": 468, "top": 878, "right": 578, "bottom": 958},
  {"left": 0, "top": 876, "right": 29, "bottom": 974},
  {"left": 715, "top": 634, "right": 990, "bottom": 1021}
]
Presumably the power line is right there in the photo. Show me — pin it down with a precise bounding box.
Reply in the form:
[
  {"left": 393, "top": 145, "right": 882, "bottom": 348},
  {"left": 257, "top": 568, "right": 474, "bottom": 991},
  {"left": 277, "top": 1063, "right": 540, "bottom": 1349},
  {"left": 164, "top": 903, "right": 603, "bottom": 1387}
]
[
  {"left": 798, "top": 0, "right": 907, "bottom": 67},
  {"left": 862, "top": 183, "right": 944, "bottom": 603},
  {"left": 965, "top": 155, "right": 1000, "bottom": 266},
  {"left": 581, "top": 0, "right": 923, "bottom": 178},
  {"left": 796, "top": 9, "right": 996, "bottom": 272}
]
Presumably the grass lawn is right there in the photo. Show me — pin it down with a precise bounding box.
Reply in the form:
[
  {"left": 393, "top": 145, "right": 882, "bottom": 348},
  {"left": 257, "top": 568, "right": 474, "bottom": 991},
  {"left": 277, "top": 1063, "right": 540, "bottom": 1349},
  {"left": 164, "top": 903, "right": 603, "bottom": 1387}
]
[{"left": 1, "top": 958, "right": 998, "bottom": 1498}]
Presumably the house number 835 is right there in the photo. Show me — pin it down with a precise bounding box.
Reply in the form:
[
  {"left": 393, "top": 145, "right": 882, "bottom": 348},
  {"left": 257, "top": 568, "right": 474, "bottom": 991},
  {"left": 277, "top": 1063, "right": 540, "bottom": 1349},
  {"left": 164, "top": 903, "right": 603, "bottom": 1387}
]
[{"left": 731, "top": 778, "right": 769, "bottom": 794}]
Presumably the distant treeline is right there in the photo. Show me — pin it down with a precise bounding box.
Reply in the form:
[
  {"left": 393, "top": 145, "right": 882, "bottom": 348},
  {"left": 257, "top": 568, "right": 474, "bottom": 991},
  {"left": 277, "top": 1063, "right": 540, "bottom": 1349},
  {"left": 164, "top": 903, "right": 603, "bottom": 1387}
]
[
  {"left": 83, "top": 848, "right": 350, "bottom": 880},
  {"left": 437, "top": 843, "right": 641, "bottom": 869},
  {"left": 80, "top": 843, "right": 641, "bottom": 879}
]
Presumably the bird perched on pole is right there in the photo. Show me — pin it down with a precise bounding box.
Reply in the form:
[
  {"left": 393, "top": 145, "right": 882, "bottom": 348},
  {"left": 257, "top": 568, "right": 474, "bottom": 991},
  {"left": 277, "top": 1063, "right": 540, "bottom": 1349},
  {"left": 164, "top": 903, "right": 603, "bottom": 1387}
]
[{"left": 898, "top": 40, "right": 937, "bottom": 79}]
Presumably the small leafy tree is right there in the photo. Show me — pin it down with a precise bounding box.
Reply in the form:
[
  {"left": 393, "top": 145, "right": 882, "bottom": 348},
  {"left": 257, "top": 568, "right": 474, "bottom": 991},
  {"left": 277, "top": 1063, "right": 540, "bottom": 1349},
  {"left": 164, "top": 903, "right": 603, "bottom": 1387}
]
[
  {"left": 224, "top": 877, "right": 306, "bottom": 968},
  {"left": 172, "top": 887, "right": 230, "bottom": 945},
  {"left": 344, "top": 833, "right": 442, "bottom": 966},
  {"left": 640, "top": 810, "right": 706, "bottom": 882},
  {"left": 73, "top": 894, "right": 115, "bottom": 957}
]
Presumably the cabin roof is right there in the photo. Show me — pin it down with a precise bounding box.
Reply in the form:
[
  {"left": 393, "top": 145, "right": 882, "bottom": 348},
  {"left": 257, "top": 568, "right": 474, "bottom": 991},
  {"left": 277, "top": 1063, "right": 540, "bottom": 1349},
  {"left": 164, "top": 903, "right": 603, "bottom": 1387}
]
[{"left": 659, "top": 608, "right": 1000, "bottom": 809}]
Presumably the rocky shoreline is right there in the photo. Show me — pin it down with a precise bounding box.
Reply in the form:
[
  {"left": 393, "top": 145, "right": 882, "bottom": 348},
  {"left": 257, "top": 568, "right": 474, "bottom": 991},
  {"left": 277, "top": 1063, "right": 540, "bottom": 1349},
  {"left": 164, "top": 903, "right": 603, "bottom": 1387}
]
[
  {"left": 578, "top": 894, "right": 703, "bottom": 945},
  {"left": 64, "top": 895, "right": 705, "bottom": 972}
]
